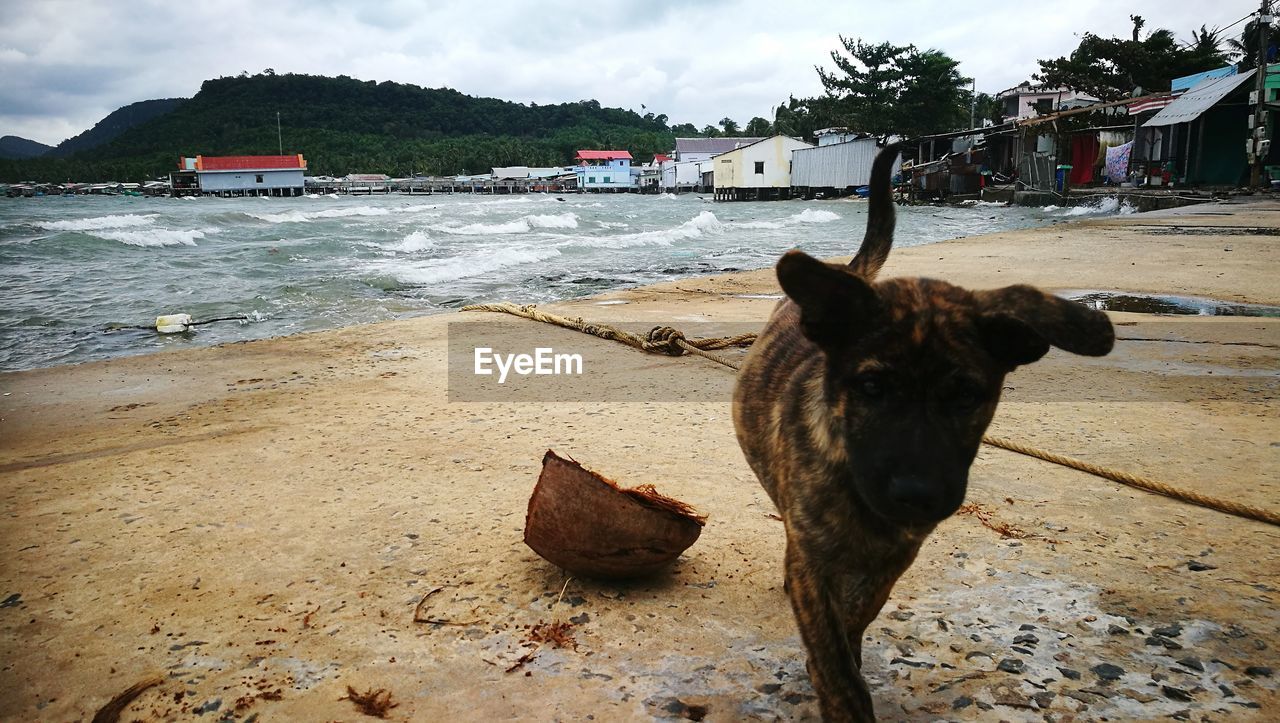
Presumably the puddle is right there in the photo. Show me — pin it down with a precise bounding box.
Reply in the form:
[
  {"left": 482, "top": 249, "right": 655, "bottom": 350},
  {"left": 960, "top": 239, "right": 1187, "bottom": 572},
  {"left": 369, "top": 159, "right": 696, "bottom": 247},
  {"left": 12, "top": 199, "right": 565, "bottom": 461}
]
[
  {"left": 1063, "top": 291, "right": 1280, "bottom": 317},
  {"left": 1137, "top": 225, "right": 1280, "bottom": 236}
]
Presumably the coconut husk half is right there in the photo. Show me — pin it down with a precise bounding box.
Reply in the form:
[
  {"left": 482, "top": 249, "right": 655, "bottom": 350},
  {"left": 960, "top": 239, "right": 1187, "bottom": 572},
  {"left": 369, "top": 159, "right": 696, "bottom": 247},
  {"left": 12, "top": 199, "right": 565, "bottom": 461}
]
[{"left": 523, "top": 450, "right": 706, "bottom": 579}]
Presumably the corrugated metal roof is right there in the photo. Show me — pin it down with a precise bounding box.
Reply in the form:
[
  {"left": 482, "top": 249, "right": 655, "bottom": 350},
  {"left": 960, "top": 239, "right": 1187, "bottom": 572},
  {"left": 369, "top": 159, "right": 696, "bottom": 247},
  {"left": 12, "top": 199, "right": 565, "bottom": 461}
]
[
  {"left": 575, "top": 150, "right": 632, "bottom": 160},
  {"left": 196, "top": 155, "right": 306, "bottom": 171},
  {"left": 1144, "top": 70, "right": 1256, "bottom": 127},
  {"left": 673, "top": 137, "right": 764, "bottom": 155}
]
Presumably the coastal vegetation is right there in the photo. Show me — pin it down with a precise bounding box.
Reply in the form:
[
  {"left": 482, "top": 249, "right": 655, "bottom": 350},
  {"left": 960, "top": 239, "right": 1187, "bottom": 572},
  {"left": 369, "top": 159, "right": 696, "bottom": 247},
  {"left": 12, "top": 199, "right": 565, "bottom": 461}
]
[
  {"left": 0, "top": 14, "right": 1251, "bottom": 183},
  {"left": 0, "top": 73, "right": 677, "bottom": 182}
]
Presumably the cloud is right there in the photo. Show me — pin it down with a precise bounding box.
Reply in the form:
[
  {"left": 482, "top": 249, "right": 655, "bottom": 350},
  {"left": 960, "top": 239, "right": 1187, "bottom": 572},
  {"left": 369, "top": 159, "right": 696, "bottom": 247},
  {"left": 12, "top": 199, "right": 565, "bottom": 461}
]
[{"left": 0, "top": 0, "right": 1239, "bottom": 145}]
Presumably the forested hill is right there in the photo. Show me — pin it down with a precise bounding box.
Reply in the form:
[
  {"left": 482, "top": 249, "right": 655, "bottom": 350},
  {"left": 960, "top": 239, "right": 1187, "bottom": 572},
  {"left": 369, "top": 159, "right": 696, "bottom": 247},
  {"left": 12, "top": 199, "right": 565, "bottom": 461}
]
[
  {"left": 0, "top": 136, "right": 53, "bottom": 160},
  {"left": 0, "top": 73, "right": 677, "bottom": 182},
  {"left": 46, "top": 98, "right": 187, "bottom": 158}
]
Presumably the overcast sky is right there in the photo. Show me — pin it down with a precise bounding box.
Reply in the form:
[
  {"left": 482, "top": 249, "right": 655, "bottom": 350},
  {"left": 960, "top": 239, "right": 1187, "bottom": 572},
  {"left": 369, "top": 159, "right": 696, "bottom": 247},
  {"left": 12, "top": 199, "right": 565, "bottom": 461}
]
[{"left": 0, "top": 0, "right": 1249, "bottom": 146}]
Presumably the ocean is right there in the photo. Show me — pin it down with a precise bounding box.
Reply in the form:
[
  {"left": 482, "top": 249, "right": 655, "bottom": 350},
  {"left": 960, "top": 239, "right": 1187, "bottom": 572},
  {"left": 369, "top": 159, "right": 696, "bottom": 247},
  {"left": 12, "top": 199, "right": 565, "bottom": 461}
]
[{"left": 0, "top": 192, "right": 1132, "bottom": 372}]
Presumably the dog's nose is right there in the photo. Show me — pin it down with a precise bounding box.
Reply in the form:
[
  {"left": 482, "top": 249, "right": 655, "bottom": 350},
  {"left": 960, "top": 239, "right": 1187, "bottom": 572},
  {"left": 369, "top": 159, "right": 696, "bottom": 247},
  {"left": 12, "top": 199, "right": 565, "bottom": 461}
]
[{"left": 885, "top": 474, "right": 950, "bottom": 521}]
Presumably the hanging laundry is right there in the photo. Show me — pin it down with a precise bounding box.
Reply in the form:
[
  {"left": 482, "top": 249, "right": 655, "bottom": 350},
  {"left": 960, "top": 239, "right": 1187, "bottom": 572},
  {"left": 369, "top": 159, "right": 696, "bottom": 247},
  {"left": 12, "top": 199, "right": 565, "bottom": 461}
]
[{"left": 1104, "top": 141, "right": 1133, "bottom": 184}]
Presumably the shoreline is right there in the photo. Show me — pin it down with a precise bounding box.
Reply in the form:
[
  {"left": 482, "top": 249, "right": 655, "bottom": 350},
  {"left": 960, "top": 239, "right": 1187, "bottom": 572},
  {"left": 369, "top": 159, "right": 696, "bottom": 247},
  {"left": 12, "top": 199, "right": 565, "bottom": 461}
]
[{"left": 1, "top": 198, "right": 1277, "bottom": 720}]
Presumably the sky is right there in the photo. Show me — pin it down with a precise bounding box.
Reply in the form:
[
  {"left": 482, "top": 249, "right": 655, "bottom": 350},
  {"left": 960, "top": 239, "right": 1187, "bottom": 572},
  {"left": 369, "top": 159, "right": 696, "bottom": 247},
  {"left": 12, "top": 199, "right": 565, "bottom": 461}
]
[{"left": 0, "top": 0, "right": 1251, "bottom": 146}]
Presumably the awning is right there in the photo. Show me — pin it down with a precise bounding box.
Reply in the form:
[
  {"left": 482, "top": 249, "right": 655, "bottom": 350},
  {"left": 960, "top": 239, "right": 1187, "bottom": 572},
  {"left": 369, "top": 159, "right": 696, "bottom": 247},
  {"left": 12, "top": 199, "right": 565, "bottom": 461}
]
[
  {"left": 1143, "top": 70, "right": 1255, "bottom": 127},
  {"left": 1127, "top": 93, "right": 1181, "bottom": 115}
]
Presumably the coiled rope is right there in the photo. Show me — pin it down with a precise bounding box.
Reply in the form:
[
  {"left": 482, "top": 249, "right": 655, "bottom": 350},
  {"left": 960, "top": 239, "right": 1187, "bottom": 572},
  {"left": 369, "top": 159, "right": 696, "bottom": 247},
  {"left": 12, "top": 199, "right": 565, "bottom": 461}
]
[{"left": 462, "top": 301, "right": 1278, "bottom": 528}]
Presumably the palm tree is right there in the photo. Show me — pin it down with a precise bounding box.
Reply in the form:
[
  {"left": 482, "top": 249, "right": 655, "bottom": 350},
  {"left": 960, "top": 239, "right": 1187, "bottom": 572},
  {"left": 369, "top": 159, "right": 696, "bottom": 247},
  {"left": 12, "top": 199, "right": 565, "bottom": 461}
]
[
  {"left": 1227, "top": 18, "right": 1279, "bottom": 71},
  {"left": 719, "top": 117, "right": 741, "bottom": 136}
]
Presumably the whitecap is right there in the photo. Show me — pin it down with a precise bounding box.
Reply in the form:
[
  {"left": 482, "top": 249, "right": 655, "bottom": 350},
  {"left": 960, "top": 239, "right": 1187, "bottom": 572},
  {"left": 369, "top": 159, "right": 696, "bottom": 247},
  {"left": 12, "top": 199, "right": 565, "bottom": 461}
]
[
  {"left": 1055, "top": 197, "right": 1136, "bottom": 217},
  {"left": 436, "top": 212, "right": 578, "bottom": 235},
  {"left": 386, "top": 245, "right": 562, "bottom": 285},
  {"left": 387, "top": 230, "right": 434, "bottom": 253},
  {"left": 93, "top": 229, "right": 206, "bottom": 247},
  {"left": 564, "top": 210, "right": 723, "bottom": 249},
  {"left": 247, "top": 206, "right": 391, "bottom": 223},
  {"left": 736, "top": 208, "right": 841, "bottom": 230},
  {"left": 39, "top": 214, "right": 157, "bottom": 231}
]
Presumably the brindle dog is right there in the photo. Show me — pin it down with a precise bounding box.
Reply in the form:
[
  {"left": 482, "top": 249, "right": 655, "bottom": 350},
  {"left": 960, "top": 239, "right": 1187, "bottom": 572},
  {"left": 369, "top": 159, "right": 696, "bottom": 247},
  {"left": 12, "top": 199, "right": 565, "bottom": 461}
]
[{"left": 732, "top": 142, "right": 1115, "bottom": 721}]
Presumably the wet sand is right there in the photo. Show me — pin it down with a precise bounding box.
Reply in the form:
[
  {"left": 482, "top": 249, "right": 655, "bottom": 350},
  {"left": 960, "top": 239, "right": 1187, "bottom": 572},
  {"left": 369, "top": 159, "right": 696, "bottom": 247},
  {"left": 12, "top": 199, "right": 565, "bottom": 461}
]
[{"left": 1, "top": 198, "right": 1277, "bottom": 721}]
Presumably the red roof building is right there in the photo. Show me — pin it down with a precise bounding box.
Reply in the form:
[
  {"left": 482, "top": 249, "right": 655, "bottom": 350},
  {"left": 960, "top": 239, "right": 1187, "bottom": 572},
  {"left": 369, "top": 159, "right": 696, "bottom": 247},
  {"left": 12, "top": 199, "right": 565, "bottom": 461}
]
[
  {"left": 575, "top": 150, "right": 633, "bottom": 162},
  {"left": 188, "top": 154, "right": 307, "bottom": 171},
  {"left": 652, "top": 153, "right": 671, "bottom": 164}
]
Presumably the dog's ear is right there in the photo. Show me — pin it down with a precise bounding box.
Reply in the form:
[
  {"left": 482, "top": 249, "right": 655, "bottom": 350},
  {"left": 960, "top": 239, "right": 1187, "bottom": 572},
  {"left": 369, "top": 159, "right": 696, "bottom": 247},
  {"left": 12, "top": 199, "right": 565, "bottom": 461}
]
[
  {"left": 777, "top": 250, "right": 880, "bottom": 349},
  {"left": 974, "top": 285, "right": 1114, "bottom": 367}
]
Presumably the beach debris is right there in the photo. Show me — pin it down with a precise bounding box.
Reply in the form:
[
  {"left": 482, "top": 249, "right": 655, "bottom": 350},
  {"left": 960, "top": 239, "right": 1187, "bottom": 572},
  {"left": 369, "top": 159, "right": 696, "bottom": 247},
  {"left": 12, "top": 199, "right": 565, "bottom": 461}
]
[
  {"left": 342, "top": 686, "right": 398, "bottom": 718},
  {"left": 525, "top": 620, "right": 578, "bottom": 650},
  {"left": 155, "top": 313, "right": 192, "bottom": 333},
  {"left": 92, "top": 674, "right": 165, "bottom": 723},
  {"left": 523, "top": 450, "right": 706, "bottom": 579},
  {"left": 955, "top": 502, "right": 1061, "bottom": 542},
  {"left": 412, "top": 587, "right": 482, "bottom": 627}
]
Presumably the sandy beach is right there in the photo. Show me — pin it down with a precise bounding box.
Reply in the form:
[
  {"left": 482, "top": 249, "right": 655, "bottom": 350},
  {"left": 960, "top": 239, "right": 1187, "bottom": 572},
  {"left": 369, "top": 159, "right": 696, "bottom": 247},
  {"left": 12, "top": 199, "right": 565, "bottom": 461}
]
[{"left": 2, "top": 199, "right": 1277, "bottom": 721}]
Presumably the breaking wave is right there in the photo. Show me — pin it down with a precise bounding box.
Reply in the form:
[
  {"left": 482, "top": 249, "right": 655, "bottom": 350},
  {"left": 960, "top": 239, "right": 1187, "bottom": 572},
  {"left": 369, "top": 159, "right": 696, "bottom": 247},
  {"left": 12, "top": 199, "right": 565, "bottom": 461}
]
[
  {"left": 91, "top": 228, "right": 208, "bottom": 247},
  {"left": 247, "top": 206, "right": 392, "bottom": 223},
  {"left": 1055, "top": 197, "right": 1137, "bottom": 217},
  {"left": 736, "top": 208, "right": 841, "bottom": 229},
  {"left": 386, "top": 245, "right": 562, "bottom": 285},
  {"left": 386, "top": 230, "right": 434, "bottom": 253},
  {"left": 435, "top": 212, "right": 579, "bottom": 235},
  {"left": 564, "top": 210, "right": 724, "bottom": 249},
  {"left": 39, "top": 214, "right": 157, "bottom": 231}
]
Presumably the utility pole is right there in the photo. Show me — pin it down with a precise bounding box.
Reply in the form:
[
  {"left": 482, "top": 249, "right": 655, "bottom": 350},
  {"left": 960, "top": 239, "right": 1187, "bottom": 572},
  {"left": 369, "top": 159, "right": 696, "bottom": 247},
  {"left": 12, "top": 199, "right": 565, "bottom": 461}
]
[
  {"left": 277, "top": 112, "right": 283, "bottom": 155},
  {"left": 970, "top": 78, "right": 977, "bottom": 129},
  {"left": 1252, "top": 0, "right": 1272, "bottom": 187}
]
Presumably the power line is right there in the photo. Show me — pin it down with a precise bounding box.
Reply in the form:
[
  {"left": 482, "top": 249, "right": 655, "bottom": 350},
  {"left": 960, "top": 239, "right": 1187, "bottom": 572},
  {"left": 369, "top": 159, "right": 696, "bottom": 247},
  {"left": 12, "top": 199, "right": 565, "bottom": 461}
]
[{"left": 1219, "top": 7, "right": 1263, "bottom": 34}]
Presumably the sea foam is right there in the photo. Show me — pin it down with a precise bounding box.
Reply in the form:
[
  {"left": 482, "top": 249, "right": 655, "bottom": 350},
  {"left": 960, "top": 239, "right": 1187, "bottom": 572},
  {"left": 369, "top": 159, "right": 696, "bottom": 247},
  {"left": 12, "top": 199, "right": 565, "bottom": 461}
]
[
  {"left": 387, "top": 230, "right": 434, "bottom": 253},
  {"left": 247, "top": 206, "right": 392, "bottom": 223},
  {"left": 39, "top": 214, "right": 157, "bottom": 231},
  {"left": 736, "top": 208, "right": 840, "bottom": 229},
  {"left": 436, "top": 212, "right": 579, "bottom": 235},
  {"left": 390, "top": 245, "right": 562, "bottom": 285},
  {"left": 92, "top": 229, "right": 207, "bottom": 247},
  {"left": 1056, "top": 197, "right": 1136, "bottom": 217}
]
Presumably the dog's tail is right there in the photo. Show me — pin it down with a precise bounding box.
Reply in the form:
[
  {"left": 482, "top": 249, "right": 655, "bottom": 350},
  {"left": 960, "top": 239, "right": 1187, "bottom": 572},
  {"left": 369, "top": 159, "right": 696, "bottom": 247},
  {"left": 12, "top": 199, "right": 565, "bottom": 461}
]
[{"left": 849, "top": 141, "right": 904, "bottom": 280}]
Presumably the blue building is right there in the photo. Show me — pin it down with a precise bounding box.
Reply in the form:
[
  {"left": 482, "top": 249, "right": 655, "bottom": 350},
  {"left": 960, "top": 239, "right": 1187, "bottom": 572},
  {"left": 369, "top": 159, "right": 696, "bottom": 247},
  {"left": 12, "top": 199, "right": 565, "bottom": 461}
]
[{"left": 574, "top": 150, "right": 633, "bottom": 190}]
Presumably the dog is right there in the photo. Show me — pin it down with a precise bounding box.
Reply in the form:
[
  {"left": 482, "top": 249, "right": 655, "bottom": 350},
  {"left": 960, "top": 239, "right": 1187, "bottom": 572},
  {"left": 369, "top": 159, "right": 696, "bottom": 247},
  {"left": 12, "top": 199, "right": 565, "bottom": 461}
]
[{"left": 732, "top": 142, "right": 1115, "bottom": 721}]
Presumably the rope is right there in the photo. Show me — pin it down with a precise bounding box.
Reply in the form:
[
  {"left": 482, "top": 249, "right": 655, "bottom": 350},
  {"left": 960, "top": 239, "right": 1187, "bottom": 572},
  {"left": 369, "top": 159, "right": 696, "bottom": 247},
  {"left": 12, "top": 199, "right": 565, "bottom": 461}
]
[
  {"left": 105, "top": 315, "right": 249, "bottom": 332},
  {"left": 981, "top": 436, "right": 1279, "bottom": 527},
  {"left": 462, "top": 302, "right": 1278, "bottom": 528}
]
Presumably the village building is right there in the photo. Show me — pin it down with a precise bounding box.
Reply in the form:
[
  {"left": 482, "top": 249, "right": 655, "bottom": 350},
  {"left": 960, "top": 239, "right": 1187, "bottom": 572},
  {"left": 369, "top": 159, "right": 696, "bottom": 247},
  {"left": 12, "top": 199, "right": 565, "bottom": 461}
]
[
  {"left": 659, "top": 137, "right": 765, "bottom": 192},
  {"left": 792, "top": 134, "right": 900, "bottom": 198},
  {"left": 171, "top": 154, "right": 307, "bottom": 197},
  {"left": 1133, "top": 65, "right": 1261, "bottom": 187},
  {"left": 710, "top": 135, "right": 814, "bottom": 201},
  {"left": 997, "top": 81, "right": 1100, "bottom": 120},
  {"left": 574, "top": 150, "right": 633, "bottom": 191}
]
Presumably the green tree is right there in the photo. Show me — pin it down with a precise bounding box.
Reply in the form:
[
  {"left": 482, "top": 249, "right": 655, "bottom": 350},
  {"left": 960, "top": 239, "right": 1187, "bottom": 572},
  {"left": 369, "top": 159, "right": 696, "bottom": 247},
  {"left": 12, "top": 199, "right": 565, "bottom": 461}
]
[
  {"left": 719, "top": 117, "right": 740, "bottom": 135},
  {"left": 0, "top": 72, "right": 682, "bottom": 181},
  {"left": 816, "top": 37, "right": 971, "bottom": 137},
  {"left": 700, "top": 124, "right": 721, "bottom": 137},
  {"left": 744, "top": 116, "right": 772, "bottom": 136},
  {"left": 1226, "top": 18, "right": 1280, "bottom": 71},
  {"left": 1034, "top": 17, "right": 1232, "bottom": 100},
  {"left": 670, "top": 122, "right": 699, "bottom": 135}
]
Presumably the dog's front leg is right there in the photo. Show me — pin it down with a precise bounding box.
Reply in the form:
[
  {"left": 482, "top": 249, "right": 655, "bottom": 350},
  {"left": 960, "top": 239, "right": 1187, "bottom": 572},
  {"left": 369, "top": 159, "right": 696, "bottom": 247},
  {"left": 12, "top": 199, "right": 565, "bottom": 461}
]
[{"left": 785, "top": 540, "right": 876, "bottom": 722}]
